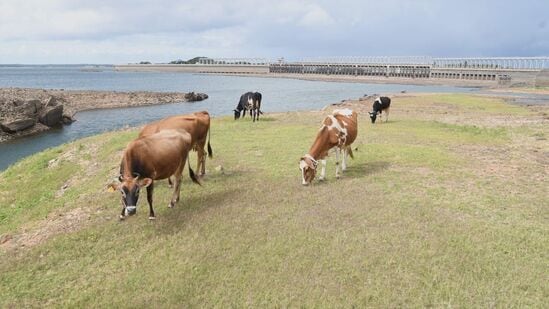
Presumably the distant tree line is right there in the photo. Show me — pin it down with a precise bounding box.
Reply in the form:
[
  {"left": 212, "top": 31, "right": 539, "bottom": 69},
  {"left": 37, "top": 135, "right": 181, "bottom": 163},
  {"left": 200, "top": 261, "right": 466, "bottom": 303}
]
[{"left": 169, "top": 57, "right": 209, "bottom": 64}]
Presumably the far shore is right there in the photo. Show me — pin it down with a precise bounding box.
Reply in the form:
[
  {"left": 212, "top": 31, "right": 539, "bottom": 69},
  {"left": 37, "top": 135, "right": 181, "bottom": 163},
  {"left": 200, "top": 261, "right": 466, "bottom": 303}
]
[{"left": 0, "top": 88, "right": 207, "bottom": 114}]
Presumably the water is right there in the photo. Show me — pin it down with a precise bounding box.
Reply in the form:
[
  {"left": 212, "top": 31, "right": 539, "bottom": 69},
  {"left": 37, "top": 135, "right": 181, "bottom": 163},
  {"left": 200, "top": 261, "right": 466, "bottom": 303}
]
[{"left": 0, "top": 65, "right": 477, "bottom": 170}]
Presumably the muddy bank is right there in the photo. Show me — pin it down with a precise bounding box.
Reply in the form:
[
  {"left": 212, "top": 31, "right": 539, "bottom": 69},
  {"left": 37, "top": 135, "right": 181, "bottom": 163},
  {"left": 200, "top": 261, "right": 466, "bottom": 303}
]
[{"left": 0, "top": 88, "right": 208, "bottom": 143}]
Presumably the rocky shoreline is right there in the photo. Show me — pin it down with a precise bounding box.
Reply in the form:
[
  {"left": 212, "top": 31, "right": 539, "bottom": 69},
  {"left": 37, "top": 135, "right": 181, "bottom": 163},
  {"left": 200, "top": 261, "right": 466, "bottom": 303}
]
[{"left": 0, "top": 88, "right": 208, "bottom": 143}]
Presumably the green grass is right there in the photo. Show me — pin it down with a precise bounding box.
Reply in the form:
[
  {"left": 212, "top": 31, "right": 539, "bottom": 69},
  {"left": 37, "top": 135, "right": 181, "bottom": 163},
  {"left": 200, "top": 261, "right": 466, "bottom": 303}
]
[
  {"left": 0, "top": 94, "right": 547, "bottom": 307},
  {"left": 399, "top": 93, "right": 532, "bottom": 115}
]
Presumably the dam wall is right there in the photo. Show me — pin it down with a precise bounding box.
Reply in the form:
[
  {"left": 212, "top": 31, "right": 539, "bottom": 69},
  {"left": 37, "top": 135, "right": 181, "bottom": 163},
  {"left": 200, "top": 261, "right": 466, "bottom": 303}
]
[{"left": 115, "top": 57, "right": 549, "bottom": 87}]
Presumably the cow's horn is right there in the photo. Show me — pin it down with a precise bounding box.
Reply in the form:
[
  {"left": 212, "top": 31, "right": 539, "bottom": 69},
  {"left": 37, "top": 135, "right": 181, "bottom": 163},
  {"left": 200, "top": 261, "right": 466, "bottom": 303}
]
[{"left": 132, "top": 172, "right": 140, "bottom": 179}]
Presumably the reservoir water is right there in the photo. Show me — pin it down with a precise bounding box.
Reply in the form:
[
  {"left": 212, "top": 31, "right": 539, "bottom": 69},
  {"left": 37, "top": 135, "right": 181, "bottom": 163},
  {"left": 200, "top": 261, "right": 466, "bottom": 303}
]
[{"left": 0, "top": 65, "right": 477, "bottom": 170}]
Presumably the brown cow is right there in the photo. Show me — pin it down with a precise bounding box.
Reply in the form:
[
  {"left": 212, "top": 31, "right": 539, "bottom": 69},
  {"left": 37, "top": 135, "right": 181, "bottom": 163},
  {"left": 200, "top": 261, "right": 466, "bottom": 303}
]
[
  {"left": 299, "top": 109, "right": 358, "bottom": 185},
  {"left": 139, "top": 111, "right": 212, "bottom": 176},
  {"left": 109, "top": 129, "right": 200, "bottom": 220}
]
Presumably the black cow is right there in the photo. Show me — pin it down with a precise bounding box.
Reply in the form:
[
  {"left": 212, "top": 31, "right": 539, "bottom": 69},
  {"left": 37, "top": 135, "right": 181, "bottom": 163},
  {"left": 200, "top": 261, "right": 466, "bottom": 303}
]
[
  {"left": 369, "top": 96, "right": 391, "bottom": 123},
  {"left": 234, "top": 92, "right": 263, "bottom": 122}
]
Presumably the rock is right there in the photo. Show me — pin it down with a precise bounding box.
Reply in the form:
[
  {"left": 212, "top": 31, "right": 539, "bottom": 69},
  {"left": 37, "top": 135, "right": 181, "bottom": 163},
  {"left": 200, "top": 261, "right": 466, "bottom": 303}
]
[
  {"left": 62, "top": 114, "right": 75, "bottom": 125},
  {"left": 12, "top": 99, "right": 25, "bottom": 107},
  {"left": 0, "top": 118, "right": 36, "bottom": 133},
  {"left": 46, "top": 96, "right": 58, "bottom": 107},
  {"left": 39, "top": 105, "right": 64, "bottom": 127},
  {"left": 185, "top": 92, "right": 209, "bottom": 102},
  {"left": 22, "top": 99, "right": 42, "bottom": 115}
]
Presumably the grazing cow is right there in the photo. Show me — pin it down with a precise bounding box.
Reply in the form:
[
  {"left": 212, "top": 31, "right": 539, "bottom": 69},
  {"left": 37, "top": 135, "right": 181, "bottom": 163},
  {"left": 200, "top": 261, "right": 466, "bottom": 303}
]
[
  {"left": 369, "top": 96, "right": 391, "bottom": 123},
  {"left": 139, "top": 111, "right": 212, "bottom": 176},
  {"left": 299, "top": 109, "right": 358, "bottom": 185},
  {"left": 109, "top": 129, "right": 201, "bottom": 220},
  {"left": 234, "top": 92, "right": 263, "bottom": 122}
]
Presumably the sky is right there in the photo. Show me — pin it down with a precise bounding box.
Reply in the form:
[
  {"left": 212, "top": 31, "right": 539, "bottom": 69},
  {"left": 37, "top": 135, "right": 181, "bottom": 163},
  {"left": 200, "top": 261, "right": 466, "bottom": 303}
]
[{"left": 0, "top": 0, "right": 548, "bottom": 64}]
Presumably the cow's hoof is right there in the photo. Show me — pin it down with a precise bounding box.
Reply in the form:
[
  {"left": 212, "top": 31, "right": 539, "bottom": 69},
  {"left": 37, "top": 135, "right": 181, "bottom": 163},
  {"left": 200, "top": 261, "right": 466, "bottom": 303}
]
[
  {"left": 119, "top": 215, "right": 125, "bottom": 221},
  {"left": 148, "top": 216, "right": 156, "bottom": 220},
  {"left": 168, "top": 202, "right": 175, "bottom": 208},
  {"left": 319, "top": 177, "right": 325, "bottom": 181}
]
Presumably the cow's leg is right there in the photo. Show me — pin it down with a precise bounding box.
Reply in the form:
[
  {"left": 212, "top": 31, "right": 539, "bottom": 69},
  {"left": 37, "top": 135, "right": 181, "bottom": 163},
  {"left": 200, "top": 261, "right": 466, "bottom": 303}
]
[
  {"left": 335, "top": 148, "right": 341, "bottom": 178},
  {"left": 195, "top": 151, "right": 202, "bottom": 177},
  {"left": 319, "top": 159, "right": 327, "bottom": 181},
  {"left": 168, "top": 176, "right": 173, "bottom": 188},
  {"left": 197, "top": 147, "right": 206, "bottom": 176},
  {"left": 169, "top": 173, "right": 182, "bottom": 208},
  {"left": 147, "top": 184, "right": 155, "bottom": 220},
  {"left": 242, "top": 109, "right": 247, "bottom": 118},
  {"left": 385, "top": 107, "right": 390, "bottom": 122},
  {"left": 342, "top": 148, "right": 348, "bottom": 171}
]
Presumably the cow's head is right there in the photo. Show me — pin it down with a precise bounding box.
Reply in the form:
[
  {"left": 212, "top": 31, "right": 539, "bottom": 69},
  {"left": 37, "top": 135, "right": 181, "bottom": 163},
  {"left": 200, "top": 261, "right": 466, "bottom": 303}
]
[
  {"left": 108, "top": 173, "right": 152, "bottom": 219},
  {"left": 234, "top": 109, "right": 241, "bottom": 120},
  {"left": 299, "top": 155, "right": 318, "bottom": 185},
  {"left": 368, "top": 111, "right": 378, "bottom": 123}
]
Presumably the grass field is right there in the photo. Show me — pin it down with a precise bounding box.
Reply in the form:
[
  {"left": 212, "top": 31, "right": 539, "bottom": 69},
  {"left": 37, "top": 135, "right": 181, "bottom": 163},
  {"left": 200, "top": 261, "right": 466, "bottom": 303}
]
[{"left": 0, "top": 94, "right": 547, "bottom": 307}]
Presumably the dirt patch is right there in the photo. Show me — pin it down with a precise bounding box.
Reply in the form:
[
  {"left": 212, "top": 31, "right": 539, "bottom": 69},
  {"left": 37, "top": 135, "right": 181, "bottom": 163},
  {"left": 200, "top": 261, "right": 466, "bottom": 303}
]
[{"left": 0, "top": 207, "right": 94, "bottom": 251}]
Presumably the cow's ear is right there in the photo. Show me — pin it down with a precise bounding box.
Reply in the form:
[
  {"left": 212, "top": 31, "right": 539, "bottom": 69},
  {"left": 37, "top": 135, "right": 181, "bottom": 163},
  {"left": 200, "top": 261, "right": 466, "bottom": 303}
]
[
  {"left": 137, "top": 178, "right": 153, "bottom": 188},
  {"left": 107, "top": 182, "right": 119, "bottom": 192},
  {"left": 299, "top": 158, "right": 308, "bottom": 169}
]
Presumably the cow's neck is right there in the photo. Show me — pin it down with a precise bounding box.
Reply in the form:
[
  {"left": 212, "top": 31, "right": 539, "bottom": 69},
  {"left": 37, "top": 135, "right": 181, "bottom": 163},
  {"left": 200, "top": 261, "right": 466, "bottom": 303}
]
[{"left": 307, "top": 127, "right": 331, "bottom": 160}]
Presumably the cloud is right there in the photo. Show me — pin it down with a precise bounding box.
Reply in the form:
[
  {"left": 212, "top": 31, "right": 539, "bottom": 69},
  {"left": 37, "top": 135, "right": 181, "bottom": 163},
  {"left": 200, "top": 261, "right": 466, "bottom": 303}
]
[{"left": 0, "top": 0, "right": 548, "bottom": 63}]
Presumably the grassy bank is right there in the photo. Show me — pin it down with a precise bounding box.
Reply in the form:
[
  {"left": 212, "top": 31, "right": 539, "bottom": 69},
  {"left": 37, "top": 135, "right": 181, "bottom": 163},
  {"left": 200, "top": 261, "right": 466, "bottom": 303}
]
[{"left": 0, "top": 94, "right": 547, "bottom": 307}]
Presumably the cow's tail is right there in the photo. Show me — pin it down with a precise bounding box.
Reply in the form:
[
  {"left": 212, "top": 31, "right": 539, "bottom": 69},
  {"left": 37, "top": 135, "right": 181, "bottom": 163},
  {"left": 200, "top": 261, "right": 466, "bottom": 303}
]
[
  {"left": 207, "top": 125, "right": 213, "bottom": 158},
  {"left": 348, "top": 147, "right": 355, "bottom": 159},
  {"left": 187, "top": 156, "right": 201, "bottom": 185}
]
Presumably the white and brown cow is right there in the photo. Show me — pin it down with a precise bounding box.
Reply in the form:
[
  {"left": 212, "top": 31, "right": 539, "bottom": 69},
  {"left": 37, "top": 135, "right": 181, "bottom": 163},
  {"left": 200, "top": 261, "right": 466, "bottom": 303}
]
[
  {"left": 299, "top": 109, "right": 358, "bottom": 185},
  {"left": 139, "top": 111, "right": 212, "bottom": 176},
  {"left": 109, "top": 129, "right": 201, "bottom": 220}
]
